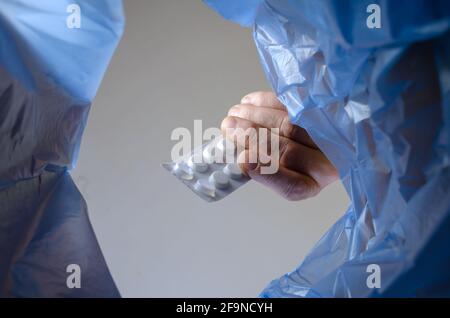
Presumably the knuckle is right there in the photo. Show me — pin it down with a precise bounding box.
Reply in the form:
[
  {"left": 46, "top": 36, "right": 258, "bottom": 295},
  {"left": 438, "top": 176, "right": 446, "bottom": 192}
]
[
  {"left": 283, "top": 178, "right": 320, "bottom": 201},
  {"left": 280, "top": 115, "right": 296, "bottom": 139},
  {"left": 250, "top": 90, "right": 265, "bottom": 99},
  {"left": 282, "top": 180, "right": 301, "bottom": 201},
  {"left": 253, "top": 91, "right": 266, "bottom": 100},
  {"left": 278, "top": 141, "right": 293, "bottom": 167}
]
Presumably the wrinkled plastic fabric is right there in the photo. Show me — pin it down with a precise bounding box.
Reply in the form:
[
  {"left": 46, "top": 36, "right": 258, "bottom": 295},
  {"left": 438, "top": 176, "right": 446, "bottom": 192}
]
[
  {"left": 206, "top": 0, "right": 450, "bottom": 297},
  {"left": 0, "top": 0, "right": 124, "bottom": 297}
]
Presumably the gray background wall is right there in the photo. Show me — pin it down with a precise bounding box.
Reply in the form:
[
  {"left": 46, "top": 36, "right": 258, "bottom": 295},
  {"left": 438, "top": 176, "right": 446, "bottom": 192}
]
[{"left": 71, "top": 0, "right": 349, "bottom": 297}]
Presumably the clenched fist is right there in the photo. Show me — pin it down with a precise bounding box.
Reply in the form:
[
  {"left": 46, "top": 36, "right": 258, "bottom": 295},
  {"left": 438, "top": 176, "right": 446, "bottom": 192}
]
[{"left": 221, "top": 91, "right": 338, "bottom": 201}]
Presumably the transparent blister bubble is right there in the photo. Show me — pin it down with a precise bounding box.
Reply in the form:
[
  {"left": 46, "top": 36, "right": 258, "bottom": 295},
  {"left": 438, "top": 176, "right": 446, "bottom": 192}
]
[{"left": 162, "top": 135, "right": 250, "bottom": 202}]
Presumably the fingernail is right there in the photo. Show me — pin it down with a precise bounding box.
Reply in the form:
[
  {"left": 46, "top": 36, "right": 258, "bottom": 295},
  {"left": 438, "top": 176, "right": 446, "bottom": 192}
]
[
  {"left": 241, "top": 95, "right": 251, "bottom": 104},
  {"left": 228, "top": 105, "right": 239, "bottom": 117}
]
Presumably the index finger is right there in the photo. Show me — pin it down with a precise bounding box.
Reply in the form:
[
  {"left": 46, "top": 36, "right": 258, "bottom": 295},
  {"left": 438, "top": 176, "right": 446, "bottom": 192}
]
[{"left": 227, "top": 104, "right": 318, "bottom": 149}]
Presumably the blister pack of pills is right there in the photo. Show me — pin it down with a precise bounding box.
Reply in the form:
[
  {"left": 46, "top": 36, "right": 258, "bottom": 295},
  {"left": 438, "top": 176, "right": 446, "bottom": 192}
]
[{"left": 162, "top": 135, "right": 250, "bottom": 202}]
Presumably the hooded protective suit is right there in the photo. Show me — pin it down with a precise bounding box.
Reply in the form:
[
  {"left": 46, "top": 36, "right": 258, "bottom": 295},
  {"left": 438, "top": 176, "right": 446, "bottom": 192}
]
[
  {"left": 205, "top": 0, "right": 450, "bottom": 297},
  {"left": 0, "top": 0, "right": 124, "bottom": 297}
]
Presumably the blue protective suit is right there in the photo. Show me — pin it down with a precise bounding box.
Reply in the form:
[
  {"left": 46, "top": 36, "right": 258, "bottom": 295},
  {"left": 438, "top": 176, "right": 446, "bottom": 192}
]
[
  {"left": 205, "top": 0, "right": 450, "bottom": 297},
  {"left": 0, "top": 1, "right": 124, "bottom": 297}
]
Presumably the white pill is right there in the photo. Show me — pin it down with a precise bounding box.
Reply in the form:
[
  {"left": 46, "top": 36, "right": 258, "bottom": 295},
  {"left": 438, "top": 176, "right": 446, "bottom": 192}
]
[
  {"left": 172, "top": 163, "right": 193, "bottom": 180},
  {"left": 194, "top": 179, "right": 216, "bottom": 197},
  {"left": 202, "top": 143, "right": 216, "bottom": 164},
  {"left": 187, "top": 154, "right": 208, "bottom": 173},
  {"left": 209, "top": 171, "right": 230, "bottom": 189},
  {"left": 217, "top": 137, "right": 236, "bottom": 154},
  {"left": 223, "top": 163, "right": 243, "bottom": 179}
]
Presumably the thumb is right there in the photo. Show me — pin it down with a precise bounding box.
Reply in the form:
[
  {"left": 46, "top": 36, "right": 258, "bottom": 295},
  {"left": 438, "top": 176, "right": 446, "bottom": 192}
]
[{"left": 237, "top": 150, "right": 321, "bottom": 201}]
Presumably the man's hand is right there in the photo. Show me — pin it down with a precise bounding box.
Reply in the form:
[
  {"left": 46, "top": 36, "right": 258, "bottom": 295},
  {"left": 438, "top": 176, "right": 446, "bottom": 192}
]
[{"left": 221, "top": 91, "right": 338, "bottom": 201}]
